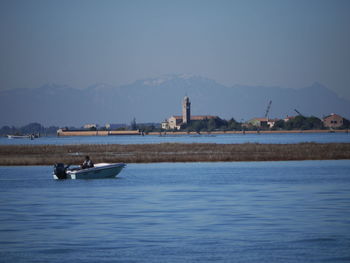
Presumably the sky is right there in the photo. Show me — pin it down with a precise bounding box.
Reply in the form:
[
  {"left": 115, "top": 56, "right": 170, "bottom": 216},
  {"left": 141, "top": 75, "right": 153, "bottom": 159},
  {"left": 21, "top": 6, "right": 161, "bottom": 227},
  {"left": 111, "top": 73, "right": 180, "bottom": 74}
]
[{"left": 1, "top": 0, "right": 350, "bottom": 99}]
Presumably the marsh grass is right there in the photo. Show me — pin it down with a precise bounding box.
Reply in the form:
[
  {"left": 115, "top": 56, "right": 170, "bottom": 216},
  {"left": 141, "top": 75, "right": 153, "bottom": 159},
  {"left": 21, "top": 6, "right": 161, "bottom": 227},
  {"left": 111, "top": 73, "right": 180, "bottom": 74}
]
[{"left": 0, "top": 143, "right": 349, "bottom": 165}]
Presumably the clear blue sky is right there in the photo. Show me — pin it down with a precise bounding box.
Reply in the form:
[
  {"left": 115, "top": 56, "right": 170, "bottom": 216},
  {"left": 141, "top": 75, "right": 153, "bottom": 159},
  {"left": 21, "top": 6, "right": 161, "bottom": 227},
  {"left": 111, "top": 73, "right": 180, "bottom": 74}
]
[{"left": 1, "top": 0, "right": 350, "bottom": 99}]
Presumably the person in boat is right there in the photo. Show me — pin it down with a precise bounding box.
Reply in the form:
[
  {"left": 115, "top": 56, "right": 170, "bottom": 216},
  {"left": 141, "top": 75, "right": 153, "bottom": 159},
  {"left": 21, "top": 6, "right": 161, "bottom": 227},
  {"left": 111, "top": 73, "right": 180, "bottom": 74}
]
[{"left": 81, "top": 155, "right": 94, "bottom": 169}]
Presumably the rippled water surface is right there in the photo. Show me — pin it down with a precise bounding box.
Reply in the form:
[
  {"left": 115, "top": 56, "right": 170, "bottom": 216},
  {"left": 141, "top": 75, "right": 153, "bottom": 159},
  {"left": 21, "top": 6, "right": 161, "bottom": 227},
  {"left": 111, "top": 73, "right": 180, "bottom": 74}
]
[
  {"left": 1, "top": 132, "right": 350, "bottom": 145},
  {"left": 1, "top": 161, "right": 350, "bottom": 262}
]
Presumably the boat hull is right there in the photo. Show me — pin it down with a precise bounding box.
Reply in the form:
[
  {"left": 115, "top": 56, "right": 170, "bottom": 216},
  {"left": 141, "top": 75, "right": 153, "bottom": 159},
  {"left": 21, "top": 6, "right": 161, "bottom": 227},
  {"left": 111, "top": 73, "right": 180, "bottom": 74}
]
[
  {"left": 7, "top": 135, "right": 32, "bottom": 139},
  {"left": 53, "top": 163, "right": 126, "bottom": 180}
]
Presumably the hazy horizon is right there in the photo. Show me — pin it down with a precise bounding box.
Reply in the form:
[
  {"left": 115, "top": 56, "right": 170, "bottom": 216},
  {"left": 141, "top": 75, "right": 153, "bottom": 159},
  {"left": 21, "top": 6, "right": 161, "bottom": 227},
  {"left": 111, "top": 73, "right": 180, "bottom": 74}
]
[
  {"left": 0, "top": 72, "right": 336, "bottom": 92},
  {"left": 1, "top": 74, "right": 349, "bottom": 127}
]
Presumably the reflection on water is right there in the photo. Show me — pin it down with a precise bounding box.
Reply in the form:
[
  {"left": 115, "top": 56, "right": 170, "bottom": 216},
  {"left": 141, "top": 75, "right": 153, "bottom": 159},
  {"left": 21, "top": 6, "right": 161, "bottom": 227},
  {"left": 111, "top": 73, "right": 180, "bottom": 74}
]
[
  {"left": 0, "top": 132, "right": 350, "bottom": 145},
  {"left": 0, "top": 160, "right": 350, "bottom": 262}
]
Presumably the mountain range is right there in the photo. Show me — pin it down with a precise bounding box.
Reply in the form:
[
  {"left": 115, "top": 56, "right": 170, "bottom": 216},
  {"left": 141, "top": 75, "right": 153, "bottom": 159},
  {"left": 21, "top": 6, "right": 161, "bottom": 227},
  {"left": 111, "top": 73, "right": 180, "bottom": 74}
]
[{"left": 0, "top": 74, "right": 349, "bottom": 127}]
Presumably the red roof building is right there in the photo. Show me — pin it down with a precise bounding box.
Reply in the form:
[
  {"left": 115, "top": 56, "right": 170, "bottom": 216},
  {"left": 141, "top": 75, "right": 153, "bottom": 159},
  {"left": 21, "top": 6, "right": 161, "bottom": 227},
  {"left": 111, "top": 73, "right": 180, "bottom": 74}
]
[{"left": 323, "top": 113, "right": 348, "bottom": 128}]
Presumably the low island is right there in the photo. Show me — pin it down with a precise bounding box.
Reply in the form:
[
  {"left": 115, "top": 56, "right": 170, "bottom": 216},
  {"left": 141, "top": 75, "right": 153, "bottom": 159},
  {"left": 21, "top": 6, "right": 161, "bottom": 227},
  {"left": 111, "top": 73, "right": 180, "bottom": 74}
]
[{"left": 1, "top": 143, "right": 349, "bottom": 165}]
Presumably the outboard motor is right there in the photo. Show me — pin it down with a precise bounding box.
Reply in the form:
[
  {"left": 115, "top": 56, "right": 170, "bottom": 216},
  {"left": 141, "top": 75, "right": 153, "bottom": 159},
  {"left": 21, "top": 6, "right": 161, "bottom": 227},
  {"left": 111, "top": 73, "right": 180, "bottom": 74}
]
[{"left": 54, "top": 163, "right": 68, "bottom": 179}]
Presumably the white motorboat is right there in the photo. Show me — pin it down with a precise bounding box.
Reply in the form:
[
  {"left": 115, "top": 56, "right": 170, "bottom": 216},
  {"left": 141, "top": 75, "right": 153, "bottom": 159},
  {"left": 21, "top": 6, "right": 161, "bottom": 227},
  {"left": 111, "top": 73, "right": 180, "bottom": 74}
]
[{"left": 53, "top": 163, "right": 126, "bottom": 180}]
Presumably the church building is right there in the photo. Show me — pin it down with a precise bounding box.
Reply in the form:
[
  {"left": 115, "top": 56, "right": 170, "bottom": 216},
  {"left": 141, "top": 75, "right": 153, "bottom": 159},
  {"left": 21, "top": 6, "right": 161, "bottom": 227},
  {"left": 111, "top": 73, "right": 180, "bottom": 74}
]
[{"left": 162, "top": 96, "right": 218, "bottom": 130}]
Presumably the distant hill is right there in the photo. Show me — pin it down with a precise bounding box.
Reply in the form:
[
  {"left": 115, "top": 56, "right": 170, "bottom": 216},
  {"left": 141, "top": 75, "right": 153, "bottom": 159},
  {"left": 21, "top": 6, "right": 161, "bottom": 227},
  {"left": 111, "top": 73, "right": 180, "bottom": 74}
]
[{"left": 1, "top": 74, "right": 349, "bottom": 126}]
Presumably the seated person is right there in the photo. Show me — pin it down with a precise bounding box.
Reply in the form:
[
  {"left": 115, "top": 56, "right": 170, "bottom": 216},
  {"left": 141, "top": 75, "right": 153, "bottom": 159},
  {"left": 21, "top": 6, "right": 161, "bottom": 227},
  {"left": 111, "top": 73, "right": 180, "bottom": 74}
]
[{"left": 81, "top": 155, "right": 94, "bottom": 169}]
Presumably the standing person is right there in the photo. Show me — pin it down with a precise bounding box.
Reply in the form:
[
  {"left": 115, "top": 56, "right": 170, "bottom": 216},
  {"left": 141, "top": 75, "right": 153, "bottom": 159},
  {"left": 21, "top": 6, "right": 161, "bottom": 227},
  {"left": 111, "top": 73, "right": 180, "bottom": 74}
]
[{"left": 81, "top": 155, "right": 94, "bottom": 169}]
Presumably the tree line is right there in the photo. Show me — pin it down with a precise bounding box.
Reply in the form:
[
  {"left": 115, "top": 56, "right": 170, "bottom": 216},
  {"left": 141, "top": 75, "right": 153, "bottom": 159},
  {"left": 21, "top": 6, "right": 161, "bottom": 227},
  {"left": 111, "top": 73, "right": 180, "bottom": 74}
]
[
  {"left": 0, "top": 123, "right": 59, "bottom": 136},
  {"left": 272, "top": 116, "right": 325, "bottom": 130},
  {"left": 1, "top": 115, "right": 349, "bottom": 137},
  {"left": 181, "top": 118, "right": 241, "bottom": 132},
  {"left": 169, "top": 116, "right": 350, "bottom": 132}
]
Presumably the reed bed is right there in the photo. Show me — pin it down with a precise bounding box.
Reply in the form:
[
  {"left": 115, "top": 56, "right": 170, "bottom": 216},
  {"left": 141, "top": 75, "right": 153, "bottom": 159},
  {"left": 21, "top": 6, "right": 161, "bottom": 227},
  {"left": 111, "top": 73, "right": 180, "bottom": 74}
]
[{"left": 0, "top": 143, "right": 349, "bottom": 165}]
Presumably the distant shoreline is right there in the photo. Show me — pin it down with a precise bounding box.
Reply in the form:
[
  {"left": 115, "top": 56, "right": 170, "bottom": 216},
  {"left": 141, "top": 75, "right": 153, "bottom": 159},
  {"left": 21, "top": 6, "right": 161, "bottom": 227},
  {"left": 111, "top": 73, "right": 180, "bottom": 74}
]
[
  {"left": 56, "top": 129, "right": 349, "bottom": 136},
  {"left": 1, "top": 143, "right": 349, "bottom": 165},
  {"left": 149, "top": 129, "right": 349, "bottom": 135}
]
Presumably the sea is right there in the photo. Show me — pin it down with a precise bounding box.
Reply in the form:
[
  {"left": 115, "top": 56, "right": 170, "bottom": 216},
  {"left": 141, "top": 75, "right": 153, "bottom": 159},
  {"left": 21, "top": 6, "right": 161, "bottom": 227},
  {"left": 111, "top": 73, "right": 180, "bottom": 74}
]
[{"left": 0, "top": 133, "right": 350, "bottom": 262}]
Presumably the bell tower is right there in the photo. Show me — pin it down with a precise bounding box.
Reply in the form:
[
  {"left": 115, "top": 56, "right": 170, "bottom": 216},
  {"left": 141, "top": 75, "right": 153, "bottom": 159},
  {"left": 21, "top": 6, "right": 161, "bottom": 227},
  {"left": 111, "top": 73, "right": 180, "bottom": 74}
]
[{"left": 182, "top": 96, "right": 191, "bottom": 124}]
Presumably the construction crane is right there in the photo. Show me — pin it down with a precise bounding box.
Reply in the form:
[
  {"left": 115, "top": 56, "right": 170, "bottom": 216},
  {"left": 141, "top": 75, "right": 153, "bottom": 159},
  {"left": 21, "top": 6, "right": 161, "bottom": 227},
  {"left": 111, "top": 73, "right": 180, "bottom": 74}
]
[
  {"left": 264, "top": 100, "right": 272, "bottom": 119},
  {"left": 294, "top": 109, "right": 303, "bottom": 116}
]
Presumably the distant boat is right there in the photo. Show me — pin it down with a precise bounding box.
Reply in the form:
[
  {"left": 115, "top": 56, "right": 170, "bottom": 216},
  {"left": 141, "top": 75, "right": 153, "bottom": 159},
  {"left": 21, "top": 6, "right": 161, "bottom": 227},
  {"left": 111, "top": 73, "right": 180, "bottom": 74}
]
[
  {"left": 7, "top": 134, "right": 33, "bottom": 139},
  {"left": 7, "top": 134, "right": 39, "bottom": 139},
  {"left": 53, "top": 163, "right": 126, "bottom": 180}
]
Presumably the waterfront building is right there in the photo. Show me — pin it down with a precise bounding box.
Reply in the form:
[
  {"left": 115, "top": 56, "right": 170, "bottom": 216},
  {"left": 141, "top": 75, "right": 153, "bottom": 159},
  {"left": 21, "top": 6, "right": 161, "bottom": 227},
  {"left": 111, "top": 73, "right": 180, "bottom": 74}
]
[
  {"left": 248, "top": 118, "right": 268, "bottom": 127},
  {"left": 161, "top": 121, "right": 170, "bottom": 130},
  {"left": 83, "top": 124, "right": 97, "bottom": 129},
  {"left": 248, "top": 118, "right": 279, "bottom": 128},
  {"left": 267, "top": 119, "right": 279, "bottom": 128},
  {"left": 167, "top": 116, "right": 184, "bottom": 130},
  {"left": 284, "top": 116, "right": 296, "bottom": 122},
  {"left": 323, "top": 113, "right": 349, "bottom": 128},
  {"left": 164, "top": 96, "right": 219, "bottom": 130}
]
